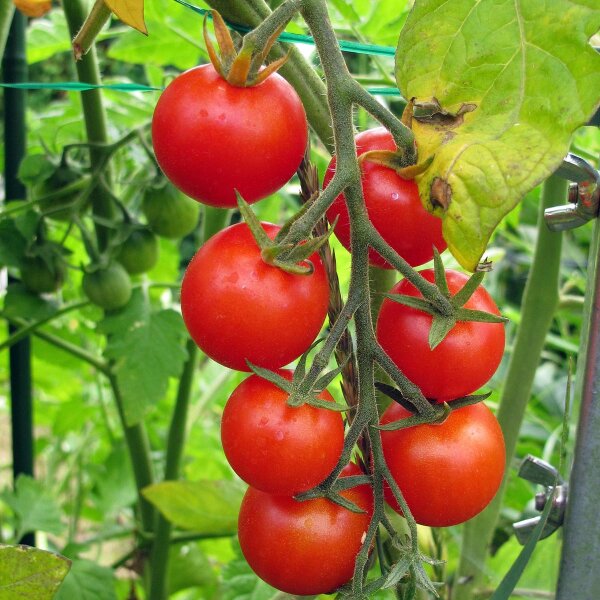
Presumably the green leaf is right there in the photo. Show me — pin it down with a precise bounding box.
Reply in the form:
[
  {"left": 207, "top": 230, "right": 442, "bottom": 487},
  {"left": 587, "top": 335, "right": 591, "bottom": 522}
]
[
  {"left": 167, "top": 543, "right": 218, "bottom": 597},
  {"left": 99, "top": 291, "right": 188, "bottom": 425},
  {"left": 107, "top": 0, "right": 205, "bottom": 70},
  {"left": 396, "top": 0, "right": 600, "bottom": 271},
  {"left": 17, "top": 154, "right": 55, "bottom": 186},
  {"left": 3, "top": 284, "right": 59, "bottom": 321},
  {"left": 54, "top": 559, "right": 116, "bottom": 600},
  {"left": 0, "top": 219, "right": 27, "bottom": 268},
  {"left": 0, "top": 545, "right": 70, "bottom": 600},
  {"left": 221, "top": 542, "right": 280, "bottom": 600},
  {"left": 142, "top": 480, "right": 245, "bottom": 535},
  {"left": 383, "top": 555, "right": 411, "bottom": 588},
  {"left": 1, "top": 475, "right": 64, "bottom": 540}
]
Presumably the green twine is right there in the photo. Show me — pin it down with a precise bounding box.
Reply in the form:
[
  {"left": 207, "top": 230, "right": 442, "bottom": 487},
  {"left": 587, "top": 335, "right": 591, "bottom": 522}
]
[{"left": 0, "top": 0, "right": 403, "bottom": 96}]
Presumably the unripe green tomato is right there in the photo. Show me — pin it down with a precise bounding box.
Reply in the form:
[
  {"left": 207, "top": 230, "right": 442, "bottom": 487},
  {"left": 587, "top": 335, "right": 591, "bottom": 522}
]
[
  {"left": 142, "top": 183, "right": 200, "bottom": 239},
  {"left": 82, "top": 263, "right": 132, "bottom": 310},
  {"left": 116, "top": 229, "right": 159, "bottom": 275},
  {"left": 20, "top": 255, "right": 66, "bottom": 294},
  {"left": 34, "top": 169, "right": 81, "bottom": 222}
]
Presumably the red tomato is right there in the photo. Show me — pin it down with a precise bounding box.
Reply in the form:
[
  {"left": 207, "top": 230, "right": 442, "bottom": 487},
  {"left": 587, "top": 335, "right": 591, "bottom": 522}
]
[
  {"left": 180, "top": 222, "right": 329, "bottom": 371},
  {"left": 221, "top": 371, "right": 344, "bottom": 495},
  {"left": 376, "top": 269, "right": 505, "bottom": 401},
  {"left": 323, "top": 127, "right": 446, "bottom": 268},
  {"left": 380, "top": 401, "right": 505, "bottom": 527},
  {"left": 238, "top": 463, "right": 373, "bottom": 595},
  {"left": 152, "top": 64, "right": 308, "bottom": 208}
]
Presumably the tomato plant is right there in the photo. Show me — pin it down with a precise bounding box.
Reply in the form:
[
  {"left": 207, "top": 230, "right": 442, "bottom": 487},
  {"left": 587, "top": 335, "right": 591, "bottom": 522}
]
[
  {"left": 380, "top": 401, "right": 506, "bottom": 527},
  {"left": 116, "top": 228, "right": 159, "bottom": 275},
  {"left": 221, "top": 371, "right": 344, "bottom": 495},
  {"left": 141, "top": 182, "right": 200, "bottom": 239},
  {"left": 323, "top": 127, "right": 446, "bottom": 269},
  {"left": 376, "top": 269, "right": 505, "bottom": 401},
  {"left": 82, "top": 263, "right": 132, "bottom": 310},
  {"left": 151, "top": 64, "right": 308, "bottom": 208},
  {"left": 180, "top": 221, "right": 329, "bottom": 371},
  {"left": 238, "top": 463, "right": 373, "bottom": 595}
]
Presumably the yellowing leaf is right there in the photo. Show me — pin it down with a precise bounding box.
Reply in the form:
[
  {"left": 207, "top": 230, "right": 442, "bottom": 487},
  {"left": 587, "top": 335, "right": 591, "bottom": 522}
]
[
  {"left": 397, "top": 0, "right": 600, "bottom": 271},
  {"left": 104, "top": 0, "right": 147, "bottom": 35},
  {"left": 13, "top": 0, "right": 51, "bottom": 18}
]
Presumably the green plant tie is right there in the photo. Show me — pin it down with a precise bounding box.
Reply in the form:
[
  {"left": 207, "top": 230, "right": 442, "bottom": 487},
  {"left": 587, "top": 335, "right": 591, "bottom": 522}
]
[{"left": 0, "top": 1, "right": 403, "bottom": 96}]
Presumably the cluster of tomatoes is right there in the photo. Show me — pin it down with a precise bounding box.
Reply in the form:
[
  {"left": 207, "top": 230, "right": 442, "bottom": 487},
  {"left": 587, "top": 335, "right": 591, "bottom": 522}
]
[{"left": 151, "top": 51, "right": 506, "bottom": 593}]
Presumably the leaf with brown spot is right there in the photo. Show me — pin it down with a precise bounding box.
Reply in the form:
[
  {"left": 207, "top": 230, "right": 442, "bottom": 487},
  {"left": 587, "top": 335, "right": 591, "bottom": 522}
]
[{"left": 396, "top": 0, "right": 600, "bottom": 271}]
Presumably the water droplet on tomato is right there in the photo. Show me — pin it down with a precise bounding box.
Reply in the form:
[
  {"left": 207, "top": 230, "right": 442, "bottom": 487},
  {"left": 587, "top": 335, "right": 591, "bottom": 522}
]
[{"left": 391, "top": 192, "right": 399, "bottom": 200}]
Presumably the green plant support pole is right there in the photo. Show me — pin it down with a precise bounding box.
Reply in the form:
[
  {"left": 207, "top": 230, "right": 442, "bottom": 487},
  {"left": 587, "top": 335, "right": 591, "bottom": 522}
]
[
  {"left": 454, "top": 176, "right": 566, "bottom": 600},
  {"left": 62, "top": 0, "right": 156, "bottom": 532},
  {"left": 0, "top": 0, "right": 15, "bottom": 58},
  {"left": 2, "top": 9, "right": 35, "bottom": 548},
  {"left": 555, "top": 214, "right": 600, "bottom": 598},
  {"left": 147, "top": 207, "right": 229, "bottom": 600}
]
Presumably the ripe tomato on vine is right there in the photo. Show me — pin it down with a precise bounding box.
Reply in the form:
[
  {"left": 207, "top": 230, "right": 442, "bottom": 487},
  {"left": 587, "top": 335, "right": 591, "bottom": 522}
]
[
  {"left": 152, "top": 64, "right": 308, "bottom": 208},
  {"left": 180, "top": 222, "right": 329, "bottom": 371},
  {"left": 324, "top": 127, "right": 446, "bottom": 269}
]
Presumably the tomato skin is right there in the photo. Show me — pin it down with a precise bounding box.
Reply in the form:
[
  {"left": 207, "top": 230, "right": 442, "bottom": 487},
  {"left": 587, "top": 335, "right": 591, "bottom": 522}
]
[
  {"left": 180, "top": 222, "right": 329, "bottom": 371},
  {"left": 323, "top": 127, "right": 446, "bottom": 269},
  {"left": 380, "top": 401, "right": 505, "bottom": 527},
  {"left": 238, "top": 463, "right": 373, "bottom": 595},
  {"left": 376, "top": 269, "right": 505, "bottom": 401},
  {"left": 152, "top": 64, "right": 308, "bottom": 208},
  {"left": 221, "top": 371, "right": 344, "bottom": 495}
]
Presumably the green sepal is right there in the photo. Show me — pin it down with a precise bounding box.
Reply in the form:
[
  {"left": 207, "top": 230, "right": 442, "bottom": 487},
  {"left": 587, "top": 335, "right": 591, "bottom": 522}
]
[
  {"left": 428, "top": 313, "right": 457, "bottom": 350},
  {"left": 447, "top": 391, "right": 492, "bottom": 409},
  {"left": 331, "top": 474, "right": 372, "bottom": 491},
  {"left": 324, "top": 491, "right": 366, "bottom": 514},
  {"left": 454, "top": 307, "right": 508, "bottom": 324},
  {"left": 380, "top": 293, "right": 436, "bottom": 314},
  {"left": 236, "top": 192, "right": 273, "bottom": 249},
  {"left": 314, "top": 358, "right": 348, "bottom": 392},
  {"left": 374, "top": 381, "right": 423, "bottom": 414},
  {"left": 452, "top": 270, "right": 485, "bottom": 306},
  {"left": 294, "top": 337, "right": 324, "bottom": 381},
  {"left": 245, "top": 361, "right": 292, "bottom": 394},
  {"left": 382, "top": 555, "right": 412, "bottom": 589},
  {"left": 305, "top": 396, "right": 350, "bottom": 412},
  {"left": 274, "top": 199, "right": 313, "bottom": 243},
  {"left": 432, "top": 247, "right": 450, "bottom": 297}
]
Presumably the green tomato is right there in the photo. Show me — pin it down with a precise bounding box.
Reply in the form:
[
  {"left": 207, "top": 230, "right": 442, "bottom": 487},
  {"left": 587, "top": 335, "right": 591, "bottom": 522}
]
[
  {"left": 142, "top": 183, "right": 200, "bottom": 239},
  {"left": 20, "top": 254, "right": 66, "bottom": 294},
  {"left": 82, "top": 263, "right": 132, "bottom": 310},
  {"left": 34, "top": 168, "right": 82, "bottom": 222},
  {"left": 117, "top": 228, "right": 159, "bottom": 275}
]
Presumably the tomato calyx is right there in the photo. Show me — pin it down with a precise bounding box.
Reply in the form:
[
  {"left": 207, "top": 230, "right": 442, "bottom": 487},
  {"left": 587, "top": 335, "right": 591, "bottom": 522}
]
[
  {"left": 358, "top": 149, "right": 434, "bottom": 180},
  {"left": 237, "top": 192, "right": 335, "bottom": 275},
  {"left": 246, "top": 359, "right": 349, "bottom": 413},
  {"left": 382, "top": 249, "right": 507, "bottom": 350},
  {"left": 374, "top": 380, "right": 492, "bottom": 431},
  {"left": 203, "top": 10, "right": 290, "bottom": 87}
]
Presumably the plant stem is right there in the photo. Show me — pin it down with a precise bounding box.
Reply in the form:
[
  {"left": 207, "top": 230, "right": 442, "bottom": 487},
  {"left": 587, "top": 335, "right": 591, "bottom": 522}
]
[
  {"left": 148, "top": 341, "right": 198, "bottom": 600},
  {"left": 454, "top": 176, "right": 566, "bottom": 600},
  {"left": 62, "top": 0, "right": 114, "bottom": 251},
  {"left": 108, "top": 374, "right": 156, "bottom": 533},
  {"left": 0, "top": 300, "right": 90, "bottom": 353}
]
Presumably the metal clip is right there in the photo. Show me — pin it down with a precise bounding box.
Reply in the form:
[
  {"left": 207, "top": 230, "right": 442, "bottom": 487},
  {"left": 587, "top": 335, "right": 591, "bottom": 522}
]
[
  {"left": 544, "top": 153, "right": 600, "bottom": 231},
  {"left": 513, "top": 455, "right": 568, "bottom": 545}
]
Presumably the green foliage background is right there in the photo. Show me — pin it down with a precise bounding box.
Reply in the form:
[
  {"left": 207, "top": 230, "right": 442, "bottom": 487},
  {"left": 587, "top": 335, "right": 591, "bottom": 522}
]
[{"left": 0, "top": 0, "right": 598, "bottom": 598}]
